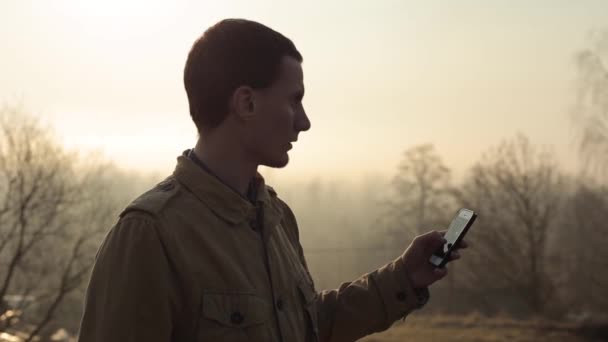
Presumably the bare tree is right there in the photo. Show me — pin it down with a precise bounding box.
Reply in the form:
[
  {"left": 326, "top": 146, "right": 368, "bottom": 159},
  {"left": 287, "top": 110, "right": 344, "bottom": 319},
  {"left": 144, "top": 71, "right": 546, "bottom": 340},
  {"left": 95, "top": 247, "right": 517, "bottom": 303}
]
[
  {"left": 382, "top": 144, "right": 453, "bottom": 243},
  {"left": 573, "top": 30, "right": 608, "bottom": 179},
  {"left": 0, "top": 105, "right": 117, "bottom": 340},
  {"left": 456, "top": 134, "right": 563, "bottom": 315},
  {"left": 556, "top": 183, "right": 608, "bottom": 316}
]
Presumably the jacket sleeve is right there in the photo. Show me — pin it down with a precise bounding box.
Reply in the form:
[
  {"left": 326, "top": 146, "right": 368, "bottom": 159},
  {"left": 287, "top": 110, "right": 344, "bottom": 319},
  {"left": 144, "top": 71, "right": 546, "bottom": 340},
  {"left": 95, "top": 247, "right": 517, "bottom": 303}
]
[
  {"left": 313, "top": 252, "right": 424, "bottom": 342},
  {"left": 278, "top": 200, "right": 425, "bottom": 342},
  {"left": 78, "top": 212, "right": 178, "bottom": 342}
]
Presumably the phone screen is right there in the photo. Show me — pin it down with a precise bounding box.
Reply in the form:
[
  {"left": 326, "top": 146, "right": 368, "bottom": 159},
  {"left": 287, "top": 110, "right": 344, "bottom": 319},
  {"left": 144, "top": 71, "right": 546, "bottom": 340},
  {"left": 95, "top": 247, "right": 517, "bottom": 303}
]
[{"left": 430, "top": 209, "right": 476, "bottom": 267}]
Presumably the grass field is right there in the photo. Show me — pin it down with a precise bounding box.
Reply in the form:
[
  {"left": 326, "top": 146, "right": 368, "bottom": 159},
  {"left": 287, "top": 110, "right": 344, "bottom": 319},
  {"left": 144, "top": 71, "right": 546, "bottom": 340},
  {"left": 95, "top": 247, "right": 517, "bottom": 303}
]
[{"left": 359, "top": 313, "right": 605, "bottom": 342}]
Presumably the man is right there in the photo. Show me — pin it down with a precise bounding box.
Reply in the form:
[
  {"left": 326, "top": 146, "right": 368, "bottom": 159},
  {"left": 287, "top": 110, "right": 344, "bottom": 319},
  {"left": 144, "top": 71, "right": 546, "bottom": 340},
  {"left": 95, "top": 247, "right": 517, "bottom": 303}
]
[{"left": 78, "top": 18, "right": 467, "bottom": 342}]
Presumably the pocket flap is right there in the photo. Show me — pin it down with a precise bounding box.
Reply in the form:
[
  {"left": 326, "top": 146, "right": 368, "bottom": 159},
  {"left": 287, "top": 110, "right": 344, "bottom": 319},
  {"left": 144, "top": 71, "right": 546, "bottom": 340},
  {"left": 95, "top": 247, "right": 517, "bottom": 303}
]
[{"left": 202, "top": 292, "right": 272, "bottom": 328}]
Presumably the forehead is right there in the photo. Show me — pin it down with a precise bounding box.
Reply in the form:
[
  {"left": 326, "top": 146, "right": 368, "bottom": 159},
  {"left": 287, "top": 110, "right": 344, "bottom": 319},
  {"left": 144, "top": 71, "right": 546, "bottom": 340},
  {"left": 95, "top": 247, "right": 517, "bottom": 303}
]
[{"left": 272, "top": 56, "right": 304, "bottom": 90}]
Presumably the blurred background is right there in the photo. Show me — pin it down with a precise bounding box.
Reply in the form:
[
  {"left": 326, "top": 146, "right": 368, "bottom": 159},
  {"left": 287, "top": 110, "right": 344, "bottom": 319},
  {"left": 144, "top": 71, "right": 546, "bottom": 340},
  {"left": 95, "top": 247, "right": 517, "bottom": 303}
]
[{"left": 1, "top": 1, "right": 607, "bottom": 341}]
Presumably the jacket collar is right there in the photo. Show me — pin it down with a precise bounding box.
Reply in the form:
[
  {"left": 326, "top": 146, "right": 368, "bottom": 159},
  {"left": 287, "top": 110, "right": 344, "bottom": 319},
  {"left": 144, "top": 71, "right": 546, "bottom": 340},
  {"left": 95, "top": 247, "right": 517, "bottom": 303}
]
[{"left": 172, "top": 150, "right": 283, "bottom": 228}]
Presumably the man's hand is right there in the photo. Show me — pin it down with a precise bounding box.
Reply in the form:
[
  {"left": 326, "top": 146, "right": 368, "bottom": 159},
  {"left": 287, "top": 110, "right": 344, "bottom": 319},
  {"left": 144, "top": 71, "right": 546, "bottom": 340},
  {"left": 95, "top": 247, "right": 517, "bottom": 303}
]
[{"left": 401, "top": 230, "right": 469, "bottom": 289}]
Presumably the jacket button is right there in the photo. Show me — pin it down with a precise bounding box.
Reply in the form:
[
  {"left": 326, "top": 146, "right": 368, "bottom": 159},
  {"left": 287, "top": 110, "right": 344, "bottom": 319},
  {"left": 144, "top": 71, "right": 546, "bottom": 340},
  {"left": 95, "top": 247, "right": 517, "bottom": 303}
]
[
  {"left": 396, "top": 291, "right": 407, "bottom": 302},
  {"left": 230, "top": 311, "right": 244, "bottom": 325},
  {"left": 276, "top": 298, "right": 284, "bottom": 311}
]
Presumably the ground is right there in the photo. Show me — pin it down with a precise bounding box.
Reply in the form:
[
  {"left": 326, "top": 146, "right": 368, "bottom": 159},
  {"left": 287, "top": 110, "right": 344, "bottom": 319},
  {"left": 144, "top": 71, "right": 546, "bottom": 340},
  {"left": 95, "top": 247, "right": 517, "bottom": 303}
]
[{"left": 359, "top": 313, "right": 602, "bottom": 342}]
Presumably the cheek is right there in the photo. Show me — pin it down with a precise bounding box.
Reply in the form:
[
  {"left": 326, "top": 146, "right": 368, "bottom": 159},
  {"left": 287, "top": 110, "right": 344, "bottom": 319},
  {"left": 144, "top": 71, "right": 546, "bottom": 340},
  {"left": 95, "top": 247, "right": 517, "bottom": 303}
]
[
  {"left": 282, "top": 104, "right": 297, "bottom": 128},
  {"left": 267, "top": 102, "right": 294, "bottom": 130},
  {"left": 253, "top": 100, "right": 294, "bottom": 146}
]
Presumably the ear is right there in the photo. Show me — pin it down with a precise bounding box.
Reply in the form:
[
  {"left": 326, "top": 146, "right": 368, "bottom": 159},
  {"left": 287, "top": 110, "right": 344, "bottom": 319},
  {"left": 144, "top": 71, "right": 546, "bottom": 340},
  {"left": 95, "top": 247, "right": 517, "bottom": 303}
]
[{"left": 230, "top": 86, "right": 256, "bottom": 121}]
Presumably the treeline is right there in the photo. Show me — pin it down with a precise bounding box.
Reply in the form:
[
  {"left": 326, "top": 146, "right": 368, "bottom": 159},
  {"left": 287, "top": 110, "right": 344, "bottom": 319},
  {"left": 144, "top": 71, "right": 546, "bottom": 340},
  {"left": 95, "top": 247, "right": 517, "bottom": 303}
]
[
  {"left": 0, "top": 109, "right": 605, "bottom": 340},
  {"left": 0, "top": 105, "right": 158, "bottom": 340},
  {"left": 287, "top": 138, "right": 606, "bottom": 320},
  {"left": 289, "top": 30, "right": 608, "bottom": 320}
]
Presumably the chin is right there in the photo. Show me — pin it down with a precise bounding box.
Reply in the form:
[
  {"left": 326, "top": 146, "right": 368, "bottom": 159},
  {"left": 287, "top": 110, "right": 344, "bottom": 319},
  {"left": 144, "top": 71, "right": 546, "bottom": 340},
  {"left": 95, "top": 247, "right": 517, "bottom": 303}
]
[{"left": 261, "top": 153, "right": 290, "bottom": 168}]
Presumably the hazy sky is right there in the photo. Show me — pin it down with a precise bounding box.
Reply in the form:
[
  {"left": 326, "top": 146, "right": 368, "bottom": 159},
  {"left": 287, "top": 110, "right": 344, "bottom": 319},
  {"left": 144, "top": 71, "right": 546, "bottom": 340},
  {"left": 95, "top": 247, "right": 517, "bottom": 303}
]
[{"left": 2, "top": 0, "right": 607, "bottom": 183}]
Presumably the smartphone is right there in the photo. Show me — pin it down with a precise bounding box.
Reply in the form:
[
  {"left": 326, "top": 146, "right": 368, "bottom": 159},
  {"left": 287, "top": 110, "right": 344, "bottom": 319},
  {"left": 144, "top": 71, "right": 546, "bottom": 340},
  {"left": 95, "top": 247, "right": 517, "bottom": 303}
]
[{"left": 429, "top": 208, "right": 477, "bottom": 268}]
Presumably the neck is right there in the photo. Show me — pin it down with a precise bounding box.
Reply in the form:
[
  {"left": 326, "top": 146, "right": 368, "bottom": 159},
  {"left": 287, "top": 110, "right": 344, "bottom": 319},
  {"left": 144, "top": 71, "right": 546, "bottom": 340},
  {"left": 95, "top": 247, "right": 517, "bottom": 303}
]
[{"left": 193, "top": 137, "right": 258, "bottom": 197}]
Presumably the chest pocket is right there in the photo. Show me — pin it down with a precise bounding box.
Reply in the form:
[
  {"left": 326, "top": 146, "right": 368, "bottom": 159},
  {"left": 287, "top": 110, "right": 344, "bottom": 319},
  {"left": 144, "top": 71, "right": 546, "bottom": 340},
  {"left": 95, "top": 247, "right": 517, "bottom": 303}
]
[
  {"left": 296, "top": 276, "right": 320, "bottom": 342},
  {"left": 197, "top": 292, "right": 273, "bottom": 342}
]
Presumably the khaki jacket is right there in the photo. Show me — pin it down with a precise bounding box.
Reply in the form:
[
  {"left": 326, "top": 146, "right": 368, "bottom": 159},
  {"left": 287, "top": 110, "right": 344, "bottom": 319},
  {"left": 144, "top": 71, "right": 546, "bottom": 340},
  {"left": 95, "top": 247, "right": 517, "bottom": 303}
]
[{"left": 78, "top": 152, "right": 426, "bottom": 342}]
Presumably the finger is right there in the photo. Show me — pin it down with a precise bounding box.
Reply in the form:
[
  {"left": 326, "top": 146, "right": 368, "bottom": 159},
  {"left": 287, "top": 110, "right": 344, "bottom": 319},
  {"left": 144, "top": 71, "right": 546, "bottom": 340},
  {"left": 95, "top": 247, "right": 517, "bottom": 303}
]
[
  {"left": 416, "top": 230, "right": 446, "bottom": 251},
  {"left": 448, "top": 250, "right": 460, "bottom": 261},
  {"left": 433, "top": 267, "right": 448, "bottom": 279},
  {"left": 456, "top": 239, "right": 469, "bottom": 249}
]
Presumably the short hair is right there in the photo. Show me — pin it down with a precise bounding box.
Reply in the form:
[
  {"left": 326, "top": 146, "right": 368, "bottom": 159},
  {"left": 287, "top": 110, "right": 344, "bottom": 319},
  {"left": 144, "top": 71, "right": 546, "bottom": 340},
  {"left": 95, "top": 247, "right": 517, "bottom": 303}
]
[{"left": 184, "top": 19, "right": 303, "bottom": 132}]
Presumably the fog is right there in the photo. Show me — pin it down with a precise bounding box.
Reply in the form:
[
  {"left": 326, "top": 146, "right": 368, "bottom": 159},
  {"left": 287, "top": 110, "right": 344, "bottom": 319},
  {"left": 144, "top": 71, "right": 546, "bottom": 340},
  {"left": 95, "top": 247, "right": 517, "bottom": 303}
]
[{"left": 1, "top": 1, "right": 608, "bottom": 341}]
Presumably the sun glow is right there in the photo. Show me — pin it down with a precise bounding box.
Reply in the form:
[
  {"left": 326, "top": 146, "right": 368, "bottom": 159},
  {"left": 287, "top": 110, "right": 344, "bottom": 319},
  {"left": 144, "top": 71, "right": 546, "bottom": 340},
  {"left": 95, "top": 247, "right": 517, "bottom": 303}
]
[{"left": 56, "top": 0, "right": 187, "bottom": 38}]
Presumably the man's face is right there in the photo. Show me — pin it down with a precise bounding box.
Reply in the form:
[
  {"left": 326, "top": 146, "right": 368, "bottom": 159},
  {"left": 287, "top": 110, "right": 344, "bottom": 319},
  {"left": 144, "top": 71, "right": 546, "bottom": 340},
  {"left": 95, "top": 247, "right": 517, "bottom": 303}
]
[{"left": 243, "top": 56, "right": 311, "bottom": 168}]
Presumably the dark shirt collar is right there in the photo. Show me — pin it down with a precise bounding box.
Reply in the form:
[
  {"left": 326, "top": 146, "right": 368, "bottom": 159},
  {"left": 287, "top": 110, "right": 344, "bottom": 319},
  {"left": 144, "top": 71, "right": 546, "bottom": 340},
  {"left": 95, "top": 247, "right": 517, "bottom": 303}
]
[
  {"left": 186, "top": 149, "right": 258, "bottom": 204},
  {"left": 173, "top": 150, "right": 283, "bottom": 231}
]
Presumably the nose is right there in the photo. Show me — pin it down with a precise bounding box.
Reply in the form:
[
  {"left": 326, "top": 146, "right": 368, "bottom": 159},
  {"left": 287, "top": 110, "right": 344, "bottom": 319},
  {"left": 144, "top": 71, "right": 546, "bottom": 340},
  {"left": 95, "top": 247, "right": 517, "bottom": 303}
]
[{"left": 295, "top": 107, "right": 311, "bottom": 132}]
